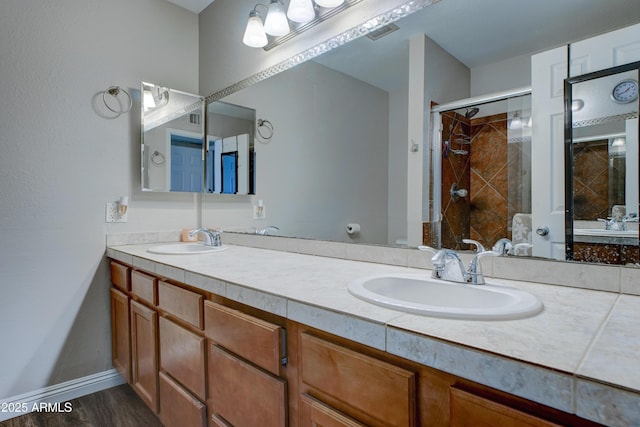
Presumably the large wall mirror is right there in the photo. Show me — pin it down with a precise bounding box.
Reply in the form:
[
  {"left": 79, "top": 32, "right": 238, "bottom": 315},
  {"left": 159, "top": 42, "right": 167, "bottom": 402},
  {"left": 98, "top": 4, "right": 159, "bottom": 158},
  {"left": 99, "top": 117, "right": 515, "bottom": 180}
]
[
  {"left": 202, "top": 0, "right": 640, "bottom": 266},
  {"left": 565, "top": 62, "right": 639, "bottom": 264},
  {"left": 142, "top": 83, "right": 256, "bottom": 194}
]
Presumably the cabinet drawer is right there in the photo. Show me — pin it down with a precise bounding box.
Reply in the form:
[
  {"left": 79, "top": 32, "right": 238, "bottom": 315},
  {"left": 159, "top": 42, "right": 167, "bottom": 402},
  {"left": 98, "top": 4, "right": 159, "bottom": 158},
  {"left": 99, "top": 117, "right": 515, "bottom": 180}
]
[
  {"left": 159, "top": 371, "right": 206, "bottom": 427},
  {"left": 450, "top": 387, "right": 562, "bottom": 427},
  {"left": 204, "top": 301, "right": 283, "bottom": 375},
  {"left": 300, "top": 333, "right": 416, "bottom": 427},
  {"left": 131, "top": 270, "right": 157, "bottom": 305},
  {"left": 208, "top": 344, "right": 287, "bottom": 427},
  {"left": 300, "top": 393, "right": 367, "bottom": 427},
  {"left": 158, "top": 281, "right": 203, "bottom": 329},
  {"left": 110, "top": 262, "right": 130, "bottom": 292},
  {"left": 159, "top": 317, "right": 206, "bottom": 400}
]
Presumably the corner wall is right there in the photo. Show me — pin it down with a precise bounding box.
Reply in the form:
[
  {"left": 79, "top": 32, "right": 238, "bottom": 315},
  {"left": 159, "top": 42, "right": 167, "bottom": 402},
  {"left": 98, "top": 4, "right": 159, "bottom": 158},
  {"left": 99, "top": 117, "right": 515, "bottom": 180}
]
[{"left": 0, "top": 0, "right": 199, "bottom": 399}]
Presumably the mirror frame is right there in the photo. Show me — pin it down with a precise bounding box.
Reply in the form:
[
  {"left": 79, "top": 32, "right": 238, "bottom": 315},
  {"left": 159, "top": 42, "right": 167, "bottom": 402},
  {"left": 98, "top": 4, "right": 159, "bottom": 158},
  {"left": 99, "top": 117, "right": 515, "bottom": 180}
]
[{"left": 564, "top": 60, "right": 640, "bottom": 261}]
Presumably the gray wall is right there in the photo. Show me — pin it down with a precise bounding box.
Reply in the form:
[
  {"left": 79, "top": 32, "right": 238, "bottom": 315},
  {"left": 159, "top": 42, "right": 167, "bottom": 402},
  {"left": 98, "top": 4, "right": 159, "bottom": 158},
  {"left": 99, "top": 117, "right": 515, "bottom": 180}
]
[
  {"left": 217, "top": 61, "right": 390, "bottom": 243},
  {"left": 0, "top": 0, "right": 199, "bottom": 399}
]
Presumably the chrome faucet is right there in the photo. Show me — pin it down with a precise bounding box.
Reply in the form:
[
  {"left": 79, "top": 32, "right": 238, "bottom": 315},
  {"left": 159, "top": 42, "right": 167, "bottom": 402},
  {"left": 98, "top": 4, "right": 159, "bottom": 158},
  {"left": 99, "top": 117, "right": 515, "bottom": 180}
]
[
  {"left": 253, "top": 225, "right": 280, "bottom": 236},
  {"left": 463, "top": 239, "right": 499, "bottom": 285},
  {"left": 189, "top": 228, "right": 222, "bottom": 247},
  {"left": 492, "top": 238, "right": 533, "bottom": 256},
  {"left": 598, "top": 213, "right": 637, "bottom": 231},
  {"left": 419, "top": 242, "right": 495, "bottom": 285}
]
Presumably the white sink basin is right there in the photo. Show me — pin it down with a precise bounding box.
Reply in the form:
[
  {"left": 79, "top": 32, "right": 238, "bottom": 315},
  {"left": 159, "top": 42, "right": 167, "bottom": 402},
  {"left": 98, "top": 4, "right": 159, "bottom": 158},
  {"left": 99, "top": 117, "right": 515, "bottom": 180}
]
[
  {"left": 348, "top": 274, "right": 543, "bottom": 320},
  {"left": 147, "top": 243, "right": 228, "bottom": 255}
]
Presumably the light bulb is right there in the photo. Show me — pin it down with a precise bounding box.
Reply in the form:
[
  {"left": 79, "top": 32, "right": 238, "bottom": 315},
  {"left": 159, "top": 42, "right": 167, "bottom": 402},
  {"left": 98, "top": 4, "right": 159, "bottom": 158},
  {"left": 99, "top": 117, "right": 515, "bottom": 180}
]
[
  {"left": 509, "top": 112, "right": 522, "bottom": 130},
  {"left": 243, "top": 11, "right": 268, "bottom": 48},
  {"left": 264, "top": 0, "right": 290, "bottom": 36},
  {"left": 287, "top": 0, "right": 315, "bottom": 23},
  {"left": 315, "top": 0, "right": 344, "bottom": 7}
]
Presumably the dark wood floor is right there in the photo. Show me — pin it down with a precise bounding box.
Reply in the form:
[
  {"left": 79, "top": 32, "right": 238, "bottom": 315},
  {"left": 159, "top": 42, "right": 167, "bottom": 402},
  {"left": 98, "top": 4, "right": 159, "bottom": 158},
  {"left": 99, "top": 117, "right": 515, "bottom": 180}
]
[{"left": 0, "top": 385, "right": 163, "bottom": 427}]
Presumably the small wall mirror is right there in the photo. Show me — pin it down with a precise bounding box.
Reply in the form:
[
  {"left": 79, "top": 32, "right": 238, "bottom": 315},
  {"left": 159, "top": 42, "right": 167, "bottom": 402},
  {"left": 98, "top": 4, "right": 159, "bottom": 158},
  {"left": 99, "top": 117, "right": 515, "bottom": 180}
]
[
  {"left": 206, "top": 101, "right": 256, "bottom": 195},
  {"left": 565, "top": 62, "right": 640, "bottom": 264},
  {"left": 141, "top": 82, "right": 205, "bottom": 192}
]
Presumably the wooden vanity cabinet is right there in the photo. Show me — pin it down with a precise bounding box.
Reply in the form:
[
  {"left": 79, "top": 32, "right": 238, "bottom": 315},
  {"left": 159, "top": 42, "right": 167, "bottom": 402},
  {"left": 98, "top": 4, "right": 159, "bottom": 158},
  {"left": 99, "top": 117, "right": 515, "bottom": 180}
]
[
  {"left": 130, "top": 299, "right": 159, "bottom": 413},
  {"left": 109, "top": 261, "right": 605, "bottom": 427}
]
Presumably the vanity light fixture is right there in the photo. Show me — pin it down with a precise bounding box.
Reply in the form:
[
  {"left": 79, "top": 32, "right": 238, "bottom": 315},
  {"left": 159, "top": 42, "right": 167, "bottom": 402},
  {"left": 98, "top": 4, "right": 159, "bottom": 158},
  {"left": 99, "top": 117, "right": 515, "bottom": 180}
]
[
  {"left": 287, "top": 0, "right": 315, "bottom": 23},
  {"left": 243, "top": 0, "right": 360, "bottom": 50},
  {"left": 509, "top": 111, "right": 523, "bottom": 130},
  {"left": 142, "top": 84, "right": 169, "bottom": 111}
]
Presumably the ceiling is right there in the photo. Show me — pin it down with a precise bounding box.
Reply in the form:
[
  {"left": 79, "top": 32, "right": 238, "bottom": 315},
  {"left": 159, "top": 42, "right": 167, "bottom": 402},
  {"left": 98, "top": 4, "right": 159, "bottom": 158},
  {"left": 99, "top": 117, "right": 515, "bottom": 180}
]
[
  {"left": 314, "top": 0, "right": 640, "bottom": 93},
  {"left": 166, "top": 0, "right": 214, "bottom": 14}
]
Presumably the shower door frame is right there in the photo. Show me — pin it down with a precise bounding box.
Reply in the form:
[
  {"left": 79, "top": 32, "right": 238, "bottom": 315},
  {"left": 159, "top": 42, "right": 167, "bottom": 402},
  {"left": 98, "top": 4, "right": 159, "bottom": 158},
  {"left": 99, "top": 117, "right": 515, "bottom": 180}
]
[{"left": 429, "top": 86, "right": 532, "bottom": 248}]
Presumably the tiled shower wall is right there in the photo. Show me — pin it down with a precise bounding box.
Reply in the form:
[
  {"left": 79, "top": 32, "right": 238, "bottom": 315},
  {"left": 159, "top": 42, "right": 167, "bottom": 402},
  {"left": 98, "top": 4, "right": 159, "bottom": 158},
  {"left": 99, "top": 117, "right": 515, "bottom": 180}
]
[
  {"left": 469, "top": 113, "right": 509, "bottom": 248},
  {"left": 439, "top": 112, "right": 471, "bottom": 250},
  {"left": 431, "top": 111, "right": 531, "bottom": 250}
]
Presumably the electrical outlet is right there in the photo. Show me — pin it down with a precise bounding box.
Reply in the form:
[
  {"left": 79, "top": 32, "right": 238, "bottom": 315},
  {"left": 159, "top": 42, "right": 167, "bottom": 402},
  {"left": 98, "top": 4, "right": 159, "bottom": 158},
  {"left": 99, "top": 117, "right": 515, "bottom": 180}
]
[
  {"left": 106, "top": 202, "right": 128, "bottom": 223},
  {"left": 253, "top": 203, "right": 266, "bottom": 219}
]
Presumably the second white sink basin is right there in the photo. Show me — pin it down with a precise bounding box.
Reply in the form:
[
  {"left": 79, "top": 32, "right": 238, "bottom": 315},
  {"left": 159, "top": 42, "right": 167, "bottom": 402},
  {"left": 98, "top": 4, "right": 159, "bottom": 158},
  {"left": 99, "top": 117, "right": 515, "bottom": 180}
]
[
  {"left": 348, "top": 274, "right": 543, "bottom": 320},
  {"left": 147, "top": 243, "right": 227, "bottom": 255}
]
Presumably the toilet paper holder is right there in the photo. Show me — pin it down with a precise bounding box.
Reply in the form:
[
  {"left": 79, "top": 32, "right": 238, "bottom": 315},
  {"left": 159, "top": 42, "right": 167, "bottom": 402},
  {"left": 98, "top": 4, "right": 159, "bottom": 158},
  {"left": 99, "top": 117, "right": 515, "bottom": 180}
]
[{"left": 346, "top": 223, "right": 360, "bottom": 234}]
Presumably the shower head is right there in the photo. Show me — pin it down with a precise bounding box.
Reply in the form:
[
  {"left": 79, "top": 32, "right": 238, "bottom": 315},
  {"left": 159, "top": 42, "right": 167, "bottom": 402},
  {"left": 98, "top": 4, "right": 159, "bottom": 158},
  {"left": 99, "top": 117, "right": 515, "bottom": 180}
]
[{"left": 465, "top": 107, "right": 479, "bottom": 119}]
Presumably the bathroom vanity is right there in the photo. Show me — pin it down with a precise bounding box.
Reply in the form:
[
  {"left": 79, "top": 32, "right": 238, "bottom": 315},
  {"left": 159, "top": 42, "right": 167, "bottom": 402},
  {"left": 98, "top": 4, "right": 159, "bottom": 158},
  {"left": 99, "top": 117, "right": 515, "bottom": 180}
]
[{"left": 107, "top": 235, "right": 640, "bottom": 426}]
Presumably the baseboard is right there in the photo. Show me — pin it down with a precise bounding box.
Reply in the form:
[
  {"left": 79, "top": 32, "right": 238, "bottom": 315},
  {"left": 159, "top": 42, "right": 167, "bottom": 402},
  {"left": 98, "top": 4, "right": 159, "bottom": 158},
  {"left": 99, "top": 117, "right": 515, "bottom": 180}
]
[{"left": 0, "top": 369, "right": 126, "bottom": 422}]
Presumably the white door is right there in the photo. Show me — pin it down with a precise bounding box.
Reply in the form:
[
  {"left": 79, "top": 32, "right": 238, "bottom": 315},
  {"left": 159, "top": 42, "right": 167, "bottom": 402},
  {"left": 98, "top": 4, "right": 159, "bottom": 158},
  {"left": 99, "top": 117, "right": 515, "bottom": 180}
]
[{"left": 531, "top": 46, "right": 567, "bottom": 260}]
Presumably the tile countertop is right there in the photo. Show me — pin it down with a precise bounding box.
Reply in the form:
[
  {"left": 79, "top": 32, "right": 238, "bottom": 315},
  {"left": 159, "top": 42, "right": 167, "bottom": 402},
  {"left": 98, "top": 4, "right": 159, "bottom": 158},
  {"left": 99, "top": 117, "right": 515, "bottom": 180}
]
[{"left": 107, "top": 243, "right": 640, "bottom": 426}]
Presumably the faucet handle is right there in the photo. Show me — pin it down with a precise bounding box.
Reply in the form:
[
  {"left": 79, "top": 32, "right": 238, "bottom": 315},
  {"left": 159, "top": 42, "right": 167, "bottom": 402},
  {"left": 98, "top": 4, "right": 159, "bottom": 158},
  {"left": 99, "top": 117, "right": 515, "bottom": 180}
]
[
  {"left": 418, "top": 245, "right": 437, "bottom": 255},
  {"left": 462, "top": 239, "right": 485, "bottom": 252},
  {"left": 492, "top": 238, "right": 513, "bottom": 255}
]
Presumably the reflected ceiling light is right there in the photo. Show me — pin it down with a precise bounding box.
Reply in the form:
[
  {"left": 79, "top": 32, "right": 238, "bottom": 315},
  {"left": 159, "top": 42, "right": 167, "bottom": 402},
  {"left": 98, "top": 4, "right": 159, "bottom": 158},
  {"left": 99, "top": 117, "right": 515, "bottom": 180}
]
[
  {"left": 287, "top": 0, "right": 315, "bottom": 23},
  {"left": 244, "top": 0, "right": 361, "bottom": 49},
  {"left": 143, "top": 85, "right": 169, "bottom": 111},
  {"left": 264, "top": 0, "right": 290, "bottom": 36},
  {"left": 243, "top": 8, "right": 268, "bottom": 48},
  {"left": 571, "top": 99, "right": 585, "bottom": 111},
  {"left": 315, "top": 0, "right": 345, "bottom": 7},
  {"left": 612, "top": 137, "right": 626, "bottom": 147},
  {"left": 509, "top": 111, "right": 523, "bottom": 130}
]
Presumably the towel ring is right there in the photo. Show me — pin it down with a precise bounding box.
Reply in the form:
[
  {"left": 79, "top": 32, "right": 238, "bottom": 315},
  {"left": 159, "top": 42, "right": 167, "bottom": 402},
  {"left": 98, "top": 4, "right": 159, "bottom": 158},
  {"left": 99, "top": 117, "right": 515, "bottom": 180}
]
[
  {"left": 103, "top": 86, "right": 132, "bottom": 116},
  {"left": 257, "top": 118, "right": 273, "bottom": 143},
  {"left": 151, "top": 150, "right": 166, "bottom": 166}
]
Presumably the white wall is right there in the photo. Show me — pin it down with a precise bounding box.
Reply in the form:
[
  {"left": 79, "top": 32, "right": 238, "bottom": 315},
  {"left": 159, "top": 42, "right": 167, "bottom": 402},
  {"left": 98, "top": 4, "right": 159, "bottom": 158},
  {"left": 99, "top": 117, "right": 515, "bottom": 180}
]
[
  {"left": 470, "top": 53, "right": 532, "bottom": 96},
  {"left": 0, "top": 0, "right": 199, "bottom": 399},
  {"left": 212, "top": 61, "right": 390, "bottom": 244}
]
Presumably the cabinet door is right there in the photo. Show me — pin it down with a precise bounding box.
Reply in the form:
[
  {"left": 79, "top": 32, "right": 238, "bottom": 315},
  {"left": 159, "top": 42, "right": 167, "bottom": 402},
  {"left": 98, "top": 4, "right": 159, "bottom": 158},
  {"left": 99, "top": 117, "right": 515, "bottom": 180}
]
[
  {"left": 159, "top": 371, "right": 206, "bottom": 427},
  {"left": 159, "top": 316, "right": 206, "bottom": 400},
  {"left": 131, "top": 299, "right": 159, "bottom": 413},
  {"left": 300, "top": 394, "right": 366, "bottom": 427},
  {"left": 208, "top": 344, "right": 287, "bottom": 427},
  {"left": 450, "top": 387, "right": 562, "bottom": 427},
  {"left": 110, "top": 288, "right": 131, "bottom": 383}
]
